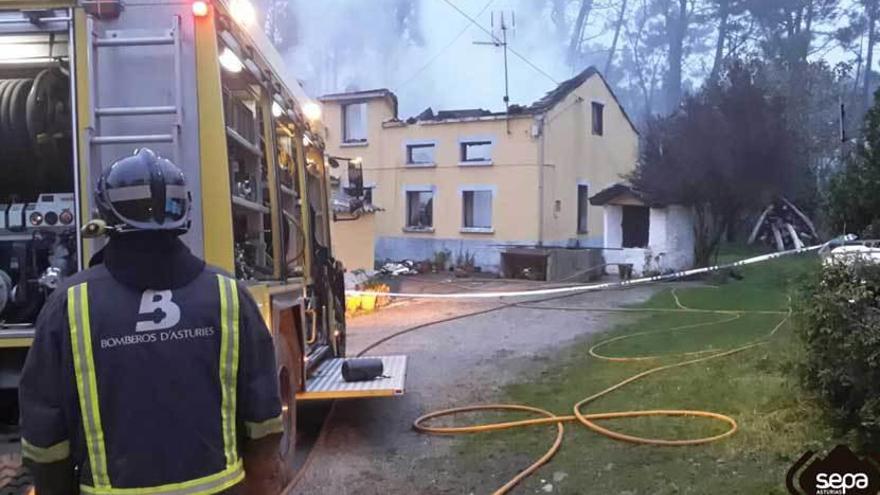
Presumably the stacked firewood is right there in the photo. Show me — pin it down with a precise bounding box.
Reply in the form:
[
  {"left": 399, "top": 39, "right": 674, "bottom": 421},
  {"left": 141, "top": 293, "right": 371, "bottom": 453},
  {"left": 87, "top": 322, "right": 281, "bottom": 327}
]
[{"left": 748, "top": 198, "right": 819, "bottom": 251}]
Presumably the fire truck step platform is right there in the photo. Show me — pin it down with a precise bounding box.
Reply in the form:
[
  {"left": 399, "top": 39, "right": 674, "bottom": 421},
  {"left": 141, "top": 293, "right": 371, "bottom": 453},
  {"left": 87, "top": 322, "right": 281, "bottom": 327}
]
[{"left": 296, "top": 355, "right": 408, "bottom": 401}]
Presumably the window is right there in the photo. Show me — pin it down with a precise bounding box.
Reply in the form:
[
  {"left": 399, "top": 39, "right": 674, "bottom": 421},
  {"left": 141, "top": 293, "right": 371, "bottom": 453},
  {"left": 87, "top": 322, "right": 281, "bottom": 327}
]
[
  {"left": 577, "top": 184, "right": 589, "bottom": 233},
  {"left": 343, "top": 102, "right": 367, "bottom": 142},
  {"left": 622, "top": 205, "right": 649, "bottom": 248},
  {"left": 406, "top": 190, "right": 433, "bottom": 229},
  {"left": 406, "top": 143, "right": 435, "bottom": 165},
  {"left": 460, "top": 140, "right": 493, "bottom": 163},
  {"left": 591, "top": 102, "right": 604, "bottom": 136},
  {"left": 462, "top": 190, "right": 492, "bottom": 230}
]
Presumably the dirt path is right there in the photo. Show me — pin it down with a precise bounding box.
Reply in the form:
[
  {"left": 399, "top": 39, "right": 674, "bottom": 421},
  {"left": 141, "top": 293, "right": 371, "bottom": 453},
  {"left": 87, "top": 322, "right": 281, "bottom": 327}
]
[{"left": 292, "top": 282, "right": 661, "bottom": 495}]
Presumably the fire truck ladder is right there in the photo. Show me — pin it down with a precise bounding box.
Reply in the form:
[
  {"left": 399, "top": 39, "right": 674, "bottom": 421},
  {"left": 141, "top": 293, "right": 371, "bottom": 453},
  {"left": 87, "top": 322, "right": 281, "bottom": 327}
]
[{"left": 85, "top": 15, "right": 183, "bottom": 164}]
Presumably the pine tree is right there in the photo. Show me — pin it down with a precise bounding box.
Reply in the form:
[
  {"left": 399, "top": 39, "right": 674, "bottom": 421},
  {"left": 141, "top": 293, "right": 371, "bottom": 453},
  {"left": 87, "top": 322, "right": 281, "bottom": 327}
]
[{"left": 828, "top": 88, "right": 880, "bottom": 236}]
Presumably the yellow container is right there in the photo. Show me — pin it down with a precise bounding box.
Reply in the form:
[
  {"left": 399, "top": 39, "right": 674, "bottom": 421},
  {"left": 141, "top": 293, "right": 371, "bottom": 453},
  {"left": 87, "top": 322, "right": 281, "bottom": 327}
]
[
  {"left": 346, "top": 295, "right": 362, "bottom": 313},
  {"left": 360, "top": 294, "right": 377, "bottom": 312}
]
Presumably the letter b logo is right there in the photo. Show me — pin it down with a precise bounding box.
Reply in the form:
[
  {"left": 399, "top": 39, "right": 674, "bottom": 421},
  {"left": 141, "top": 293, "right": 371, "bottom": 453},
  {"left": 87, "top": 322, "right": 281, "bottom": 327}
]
[{"left": 136, "top": 290, "right": 181, "bottom": 332}]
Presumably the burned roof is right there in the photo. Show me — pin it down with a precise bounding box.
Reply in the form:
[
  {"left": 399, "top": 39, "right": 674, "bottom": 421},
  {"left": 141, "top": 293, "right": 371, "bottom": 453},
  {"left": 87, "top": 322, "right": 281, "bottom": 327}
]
[
  {"left": 319, "top": 67, "right": 638, "bottom": 132},
  {"left": 589, "top": 183, "right": 666, "bottom": 208},
  {"left": 529, "top": 67, "right": 639, "bottom": 134},
  {"left": 529, "top": 67, "right": 599, "bottom": 113},
  {"left": 319, "top": 88, "right": 399, "bottom": 119}
]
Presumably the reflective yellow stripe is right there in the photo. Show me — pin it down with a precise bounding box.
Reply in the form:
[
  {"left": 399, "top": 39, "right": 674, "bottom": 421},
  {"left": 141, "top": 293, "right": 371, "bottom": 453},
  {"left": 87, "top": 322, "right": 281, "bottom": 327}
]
[
  {"left": 244, "top": 414, "right": 283, "bottom": 439},
  {"left": 217, "top": 275, "right": 240, "bottom": 468},
  {"left": 68, "top": 283, "right": 111, "bottom": 487},
  {"left": 21, "top": 438, "right": 70, "bottom": 463},
  {"left": 69, "top": 279, "right": 243, "bottom": 493},
  {"left": 80, "top": 460, "right": 244, "bottom": 495}
]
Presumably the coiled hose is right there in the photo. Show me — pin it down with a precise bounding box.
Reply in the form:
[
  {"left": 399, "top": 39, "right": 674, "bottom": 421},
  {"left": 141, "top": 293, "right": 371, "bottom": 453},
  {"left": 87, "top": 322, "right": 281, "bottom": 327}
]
[{"left": 410, "top": 289, "right": 791, "bottom": 495}]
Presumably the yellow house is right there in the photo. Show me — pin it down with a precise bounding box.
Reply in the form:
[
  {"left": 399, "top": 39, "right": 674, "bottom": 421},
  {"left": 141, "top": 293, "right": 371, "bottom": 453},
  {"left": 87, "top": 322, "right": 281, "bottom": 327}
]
[{"left": 320, "top": 67, "right": 639, "bottom": 271}]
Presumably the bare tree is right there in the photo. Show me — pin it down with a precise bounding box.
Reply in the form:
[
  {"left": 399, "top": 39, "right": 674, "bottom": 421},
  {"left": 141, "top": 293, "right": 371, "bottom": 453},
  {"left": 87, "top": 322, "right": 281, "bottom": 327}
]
[
  {"left": 663, "top": 0, "right": 692, "bottom": 113},
  {"left": 862, "top": 0, "right": 879, "bottom": 109},
  {"left": 605, "top": 0, "right": 630, "bottom": 78},
  {"left": 568, "top": 0, "right": 595, "bottom": 68}
]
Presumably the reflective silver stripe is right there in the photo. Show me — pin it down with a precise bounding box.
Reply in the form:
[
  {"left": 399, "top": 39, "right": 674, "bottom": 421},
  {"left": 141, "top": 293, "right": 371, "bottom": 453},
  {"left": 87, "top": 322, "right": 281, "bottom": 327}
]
[
  {"left": 105, "top": 185, "right": 152, "bottom": 202},
  {"left": 80, "top": 460, "right": 245, "bottom": 495},
  {"left": 244, "top": 414, "right": 283, "bottom": 439},
  {"left": 166, "top": 185, "right": 187, "bottom": 199},
  {"left": 68, "top": 283, "right": 110, "bottom": 487},
  {"left": 106, "top": 185, "right": 187, "bottom": 202},
  {"left": 21, "top": 438, "right": 70, "bottom": 463}
]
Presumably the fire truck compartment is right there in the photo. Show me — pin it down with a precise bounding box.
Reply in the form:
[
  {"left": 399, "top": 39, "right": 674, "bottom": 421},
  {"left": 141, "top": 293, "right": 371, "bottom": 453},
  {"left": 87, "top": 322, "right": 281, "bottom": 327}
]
[
  {"left": 297, "top": 355, "right": 408, "bottom": 401},
  {"left": 0, "top": 9, "right": 78, "bottom": 334}
]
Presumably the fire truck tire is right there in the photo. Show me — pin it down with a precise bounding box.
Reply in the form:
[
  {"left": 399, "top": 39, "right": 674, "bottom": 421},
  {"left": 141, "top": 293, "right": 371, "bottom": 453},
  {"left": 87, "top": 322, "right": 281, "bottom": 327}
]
[
  {"left": 275, "top": 332, "right": 300, "bottom": 485},
  {"left": 272, "top": 303, "right": 302, "bottom": 485},
  {"left": 0, "top": 453, "right": 33, "bottom": 495}
]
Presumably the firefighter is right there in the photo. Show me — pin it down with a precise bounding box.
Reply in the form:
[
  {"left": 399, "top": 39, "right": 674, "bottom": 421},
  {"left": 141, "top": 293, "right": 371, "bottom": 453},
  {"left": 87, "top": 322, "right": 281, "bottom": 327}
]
[{"left": 18, "top": 148, "right": 283, "bottom": 494}]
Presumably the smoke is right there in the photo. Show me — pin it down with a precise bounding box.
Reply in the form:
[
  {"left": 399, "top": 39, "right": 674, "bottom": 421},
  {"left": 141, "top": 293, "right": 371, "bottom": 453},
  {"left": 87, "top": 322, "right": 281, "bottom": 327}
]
[{"left": 281, "top": 0, "right": 573, "bottom": 118}]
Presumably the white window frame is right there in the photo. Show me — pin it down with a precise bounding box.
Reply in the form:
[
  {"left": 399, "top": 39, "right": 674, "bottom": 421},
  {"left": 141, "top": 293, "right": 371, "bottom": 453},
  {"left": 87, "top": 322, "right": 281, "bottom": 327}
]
[
  {"left": 402, "top": 185, "right": 436, "bottom": 233},
  {"left": 459, "top": 185, "right": 495, "bottom": 234},
  {"left": 342, "top": 101, "right": 368, "bottom": 145},
  {"left": 458, "top": 135, "right": 495, "bottom": 166},
  {"left": 403, "top": 139, "right": 437, "bottom": 167}
]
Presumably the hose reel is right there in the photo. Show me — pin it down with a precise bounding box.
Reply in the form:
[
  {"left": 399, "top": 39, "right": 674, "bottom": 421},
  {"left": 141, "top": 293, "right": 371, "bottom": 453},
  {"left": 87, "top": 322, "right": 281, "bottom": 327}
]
[{"left": 0, "top": 67, "right": 72, "bottom": 197}]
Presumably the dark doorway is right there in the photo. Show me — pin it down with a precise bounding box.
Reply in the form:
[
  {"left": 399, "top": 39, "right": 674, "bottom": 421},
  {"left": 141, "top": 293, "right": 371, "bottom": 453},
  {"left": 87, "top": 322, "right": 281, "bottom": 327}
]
[{"left": 622, "top": 205, "right": 650, "bottom": 248}]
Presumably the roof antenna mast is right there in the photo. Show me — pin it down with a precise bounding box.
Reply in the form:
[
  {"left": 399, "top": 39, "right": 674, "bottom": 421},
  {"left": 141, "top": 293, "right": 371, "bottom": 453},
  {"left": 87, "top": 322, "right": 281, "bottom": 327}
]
[{"left": 474, "top": 10, "right": 515, "bottom": 134}]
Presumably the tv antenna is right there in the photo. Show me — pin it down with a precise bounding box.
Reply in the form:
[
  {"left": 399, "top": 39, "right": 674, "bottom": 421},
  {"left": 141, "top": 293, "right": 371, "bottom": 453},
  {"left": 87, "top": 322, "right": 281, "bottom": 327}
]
[{"left": 474, "top": 10, "right": 515, "bottom": 133}]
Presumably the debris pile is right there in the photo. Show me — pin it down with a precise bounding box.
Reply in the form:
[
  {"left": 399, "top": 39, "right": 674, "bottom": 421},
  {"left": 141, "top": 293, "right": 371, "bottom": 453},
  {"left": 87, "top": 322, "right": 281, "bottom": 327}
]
[
  {"left": 379, "top": 260, "right": 418, "bottom": 276},
  {"left": 748, "top": 198, "right": 819, "bottom": 251}
]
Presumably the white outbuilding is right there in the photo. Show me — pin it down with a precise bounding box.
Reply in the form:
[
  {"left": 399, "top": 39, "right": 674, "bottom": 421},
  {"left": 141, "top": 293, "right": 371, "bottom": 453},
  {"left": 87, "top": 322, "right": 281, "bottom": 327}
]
[{"left": 590, "top": 183, "right": 695, "bottom": 277}]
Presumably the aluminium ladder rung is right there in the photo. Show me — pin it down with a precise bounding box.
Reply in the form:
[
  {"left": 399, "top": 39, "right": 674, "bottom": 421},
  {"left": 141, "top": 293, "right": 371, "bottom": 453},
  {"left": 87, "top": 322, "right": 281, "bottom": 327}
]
[
  {"left": 0, "top": 16, "right": 72, "bottom": 24},
  {"left": 93, "top": 35, "right": 173, "bottom": 47},
  {"left": 95, "top": 106, "right": 177, "bottom": 117},
  {"left": 91, "top": 134, "right": 174, "bottom": 145}
]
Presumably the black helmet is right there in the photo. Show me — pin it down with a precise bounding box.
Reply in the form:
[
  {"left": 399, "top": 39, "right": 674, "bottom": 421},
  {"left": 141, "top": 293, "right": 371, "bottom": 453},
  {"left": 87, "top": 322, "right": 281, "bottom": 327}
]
[{"left": 95, "top": 148, "right": 191, "bottom": 234}]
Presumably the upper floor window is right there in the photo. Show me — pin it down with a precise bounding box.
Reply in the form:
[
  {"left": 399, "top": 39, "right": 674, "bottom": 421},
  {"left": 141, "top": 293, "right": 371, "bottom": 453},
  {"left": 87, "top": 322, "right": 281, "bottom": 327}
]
[
  {"left": 591, "top": 102, "right": 604, "bottom": 136},
  {"left": 343, "top": 102, "right": 367, "bottom": 143},
  {"left": 406, "top": 142, "right": 436, "bottom": 166},
  {"left": 460, "top": 139, "right": 493, "bottom": 165}
]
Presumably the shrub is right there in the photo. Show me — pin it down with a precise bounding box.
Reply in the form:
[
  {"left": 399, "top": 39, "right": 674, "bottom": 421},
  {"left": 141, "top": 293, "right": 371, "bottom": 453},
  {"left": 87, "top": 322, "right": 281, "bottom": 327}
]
[{"left": 795, "top": 261, "right": 880, "bottom": 448}]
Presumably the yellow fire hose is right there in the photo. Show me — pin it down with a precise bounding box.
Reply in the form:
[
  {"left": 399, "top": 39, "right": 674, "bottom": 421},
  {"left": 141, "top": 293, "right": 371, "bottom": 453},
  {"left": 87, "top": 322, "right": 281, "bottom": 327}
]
[{"left": 412, "top": 289, "right": 792, "bottom": 495}]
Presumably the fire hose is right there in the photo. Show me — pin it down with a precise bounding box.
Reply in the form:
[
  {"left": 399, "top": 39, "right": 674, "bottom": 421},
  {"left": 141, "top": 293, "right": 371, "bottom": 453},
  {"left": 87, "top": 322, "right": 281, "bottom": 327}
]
[
  {"left": 409, "top": 293, "right": 789, "bottom": 494},
  {"left": 343, "top": 239, "right": 852, "bottom": 495}
]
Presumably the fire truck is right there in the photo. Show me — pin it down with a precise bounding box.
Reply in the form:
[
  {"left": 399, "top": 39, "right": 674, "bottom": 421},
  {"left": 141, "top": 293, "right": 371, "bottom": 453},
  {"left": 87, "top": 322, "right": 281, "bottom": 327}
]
[{"left": 0, "top": 0, "right": 406, "bottom": 488}]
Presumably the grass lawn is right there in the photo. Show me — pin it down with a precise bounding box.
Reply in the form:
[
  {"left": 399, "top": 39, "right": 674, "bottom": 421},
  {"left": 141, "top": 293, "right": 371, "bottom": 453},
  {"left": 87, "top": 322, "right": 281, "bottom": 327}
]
[{"left": 450, "top": 251, "right": 842, "bottom": 494}]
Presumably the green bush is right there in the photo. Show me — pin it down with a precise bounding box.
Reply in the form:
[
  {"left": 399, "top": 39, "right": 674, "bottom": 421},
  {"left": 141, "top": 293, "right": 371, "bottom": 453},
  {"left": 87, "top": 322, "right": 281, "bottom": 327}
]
[{"left": 795, "top": 261, "right": 880, "bottom": 449}]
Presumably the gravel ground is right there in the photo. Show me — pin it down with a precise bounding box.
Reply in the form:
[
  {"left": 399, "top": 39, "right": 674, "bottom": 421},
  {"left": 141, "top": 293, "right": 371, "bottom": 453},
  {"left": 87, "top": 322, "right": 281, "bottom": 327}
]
[{"left": 292, "top": 277, "right": 662, "bottom": 495}]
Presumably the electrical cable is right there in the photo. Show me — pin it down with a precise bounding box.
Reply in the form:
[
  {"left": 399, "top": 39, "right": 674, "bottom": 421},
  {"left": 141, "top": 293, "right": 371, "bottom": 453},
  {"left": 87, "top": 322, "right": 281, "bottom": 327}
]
[
  {"left": 396, "top": 0, "right": 496, "bottom": 91},
  {"left": 437, "top": 0, "right": 560, "bottom": 85}
]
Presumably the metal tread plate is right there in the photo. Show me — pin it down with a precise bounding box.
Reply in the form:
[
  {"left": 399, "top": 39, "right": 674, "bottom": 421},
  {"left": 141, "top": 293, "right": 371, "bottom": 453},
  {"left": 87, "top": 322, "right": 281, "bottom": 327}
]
[{"left": 297, "top": 355, "right": 407, "bottom": 401}]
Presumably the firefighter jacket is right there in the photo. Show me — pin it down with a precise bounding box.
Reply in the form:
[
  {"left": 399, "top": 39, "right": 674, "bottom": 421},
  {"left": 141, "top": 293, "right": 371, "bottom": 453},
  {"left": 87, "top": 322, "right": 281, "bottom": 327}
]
[{"left": 19, "top": 233, "right": 283, "bottom": 494}]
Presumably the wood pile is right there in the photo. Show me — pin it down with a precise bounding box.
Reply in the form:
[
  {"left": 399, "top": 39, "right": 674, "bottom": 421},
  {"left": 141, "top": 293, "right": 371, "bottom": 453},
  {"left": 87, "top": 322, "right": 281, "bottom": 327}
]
[{"left": 748, "top": 198, "right": 819, "bottom": 251}]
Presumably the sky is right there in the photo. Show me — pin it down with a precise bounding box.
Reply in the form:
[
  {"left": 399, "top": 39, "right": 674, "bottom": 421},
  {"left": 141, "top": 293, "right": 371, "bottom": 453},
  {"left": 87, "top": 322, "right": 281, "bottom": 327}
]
[
  {"left": 279, "top": 0, "right": 865, "bottom": 120},
  {"left": 283, "top": 0, "right": 574, "bottom": 118}
]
